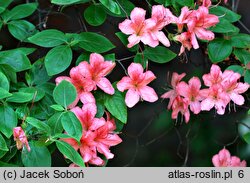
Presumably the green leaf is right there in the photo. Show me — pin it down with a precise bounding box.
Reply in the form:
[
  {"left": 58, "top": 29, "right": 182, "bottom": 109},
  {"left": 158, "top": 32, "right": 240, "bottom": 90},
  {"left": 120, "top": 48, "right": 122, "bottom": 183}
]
[
  {"left": 0, "top": 65, "right": 16, "bottom": 83},
  {"left": 45, "top": 45, "right": 72, "bottom": 76},
  {"left": 104, "top": 89, "right": 127, "bottom": 124},
  {"left": 61, "top": 111, "right": 82, "bottom": 142},
  {"left": 48, "top": 112, "right": 64, "bottom": 135},
  {"left": 78, "top": 32, "right": 115, "bottom": 53},
  {"left": 176, "top": 0, "right": 193, "bottom": 7},
  {"left": 53, "top": 80, "right": 77, "bottom": 108},
  {"left": 51, "top": 0, "right": 87, "bottom": 5},
  {"left": 30, "top": 59, "right": 51, "bottom": 86},
  {"left": 208, "top": 38, "right": 232, "bottom": 63},
  {"left": 210, "top": 6, "right": 241, "bottom": 23},
  {"left": 28, "top": 29, "right": 67, "bottom": 48},
  {"left": 0, "top": 105, "right": 17, "bottom": 138},
  {"left": 243, "top": 132, "right": 250, "bottom": 144},
  {"left": 50, "top": 105, "right": 64, "bottom": 111},
  {"left": 19, "top": 87, "right": 45, "bottom": 102},
  {"left": 144, "top": 46, "right": 177, "bottom": 63},
  {"left": 84, "top": 5, "right": 107, "bottom": 26},
  {"left": 115, "top": 32, "right": 138, "bottom": 52},
  {"left": 234, "top": 48, "right": 250, "bottom": 65},
  {"left": 2, "top": 3, "right": 38, "bottom": 22},
  {"left": 231, "top": 34, "right": 250, "bottom": 48},
  {"left": 0, "top": 50, "right": 31, "bottom": 72},
  {"left": 14, "top": 47, "right": 36, "bottom": 55},
  {"left": 6, "top": 92, "right": 34, "bottom": 103},
  {"left": 8, "top": 20, "right": 37, "bottom": 42},
  {"left": 0, "top": 133, "right": 8, "bottom": 151},
  {"left": 100, "top": 0, "right": 121, "bottom": 15},
  {"left": 209, "top": 19, "right": 239, "bottom": 33},
  {"left": 0, "top": 88, "right": 12, "bottom": 99},
  {"left": 0, "top": 71, "right": 9, "bottom": 91},
  {"left": 244, "top": 70, "right": 250, "bottom": 84},
  {"left": 26, "top": 117, "right": 51, "bottom": 134},
  {"left": 226, "top": 65, "right": 244, "bottom": 75},
  {"left": 134, "top": 53, "right": 148, "bottom": 69},
  {"left": 105, "top": 0, "right": 135, "bottom": 17},
  {"left": 22, "top": 141, "right": 51, "bottom": 167},
  {"left": 0, "top": 0, "right": 13, "bottom": 14},
  {"left": 56, "top": 140, "right": 85, "bottom": 167}
]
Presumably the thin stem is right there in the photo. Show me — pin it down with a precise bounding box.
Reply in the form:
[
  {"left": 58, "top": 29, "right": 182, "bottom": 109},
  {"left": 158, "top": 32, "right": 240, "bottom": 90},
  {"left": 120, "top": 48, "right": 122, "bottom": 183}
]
[
  {"left": 116, "top": 60, "right": 128, "bottom": 75},
  {"left": 116, "top": 55, "right": 135, "bottom": 62}
]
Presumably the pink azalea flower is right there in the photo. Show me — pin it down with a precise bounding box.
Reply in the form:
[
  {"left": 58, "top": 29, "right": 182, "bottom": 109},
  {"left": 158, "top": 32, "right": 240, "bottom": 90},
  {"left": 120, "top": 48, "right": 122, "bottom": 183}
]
[
  {"left": 187, "top": 6, "right": 219, "bottom": 49},
  {"left": 148, "top": 5, "right": 175, "bottom": 47},
  {"left": 171, "top": 96, "right": 190, "bottom": 123},
  {"left": 175, "top": 6, "right": 192, "bottom": 32},
  {"left": 117, "top": 63, "right": 158, "bottom": 108},
  {"left": 202, "top": 64, "right": 223, "bottom": 87},
  {"left": 176, "top": 77, "right": 204, "bottom": 114},
  {"left": 212, "top": 148, "right": 247, "bottom": 167},
  {"left": 62, "top": 104, "right": 122, "bottom": 166},
  {"left": 224, "top": 0, "right": 228, "bottom": 3},
  {"left": 174, "top": 32, "right": 192, "bottom": 55},
  {"left": 55, "top": 53, "right": 115, "bottom": 107},
  {"left": 13, "top": 127, "right": 30, "bottom": 152},
  {"left": 200, "top": 84, "right": 230, "bottom": 115},
  {"left": 119, "top": 7, "right": 157, "bottom": 48},
  {"left": 161, "top": 72, "right": 186, "bottom": 109},
  {"left": 221, "top": 70, "right": 249, "bottom": 105}
]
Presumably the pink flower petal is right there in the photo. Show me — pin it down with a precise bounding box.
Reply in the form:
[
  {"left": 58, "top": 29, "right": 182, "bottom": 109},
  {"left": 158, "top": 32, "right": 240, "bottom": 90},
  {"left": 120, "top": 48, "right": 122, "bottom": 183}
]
[
  {"left": 130, "top": 7, "right": 146, "bottom": 24},
  {"left": 128, "top": 63, "right": 144, "bottom": 80},
  {"left": 117, "top": 76, "right": 133, "bottom": 92},
  {"left": 156, "top": 31, "right": 170, "bottom": 47},
  {"left": 118, "top": 19, "right": 134, "bottom": 35},
  {"left": 96, "top": 77, "right": 115, "bottom": 95},
  {"left": 139, "top": 86, "right": 158, "bottom": 102},
  {"left": 125, "top": 88, "right": 140, "bottom": 108}
]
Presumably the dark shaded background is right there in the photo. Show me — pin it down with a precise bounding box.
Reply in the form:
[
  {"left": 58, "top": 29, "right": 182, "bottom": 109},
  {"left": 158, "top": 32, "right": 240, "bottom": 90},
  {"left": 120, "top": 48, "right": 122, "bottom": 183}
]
[{"left": 1, "top": 0, "right": 250, "bottom": 167}]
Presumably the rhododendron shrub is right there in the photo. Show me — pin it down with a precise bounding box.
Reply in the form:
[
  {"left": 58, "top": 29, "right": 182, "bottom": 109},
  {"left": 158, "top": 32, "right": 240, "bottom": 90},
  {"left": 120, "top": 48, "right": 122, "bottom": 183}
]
[{"left": 0, "top": 0, "right": 249, "bottom": 167}]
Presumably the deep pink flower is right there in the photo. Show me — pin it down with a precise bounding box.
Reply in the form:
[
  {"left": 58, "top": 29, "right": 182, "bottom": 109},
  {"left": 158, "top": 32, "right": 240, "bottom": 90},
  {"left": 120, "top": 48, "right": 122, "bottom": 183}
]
[
  {"left": 161, "top": 72, "right": 186, "bottom": 109},
  {"left": 202, "top": 0, "right": 212, "bottom": 7},
  {"left": 13, "top": 127, "right": 30, "bottom": 152},
  {"left": 117, "top": 63, "right": 158, "bottom": 108},
  {"left": 119, "top": 7, "right": 156, "bottom": 48},
  {"left": 177, "top": 77, "right": 204, "bottom": 114},
  {"left": 224, "top": 0, "right": 228, "bottom": 3},
  {"left": 202, "top": 64, "right": 223, "bottom": 87},
  {"left": 187, "top": 6, "right": 219, "bottom": 49},
  {"left": 148, "top": 5, "right": 175, "bottom": 47},
  {"left": 171, "top": 96, "right": 190, "bottom": 123},
  {"left": 200, "top": 84, "right": 230, "bottom": 115},
  {"left": 62, "top": 104, "right": 122, "bottom": 166},
  {"left": 221, "top": 70, "right": 249, "bottom": 105},
  {"left": 174, "top": 32, "right": 192, "bottom": 55},
  {"left": 212, "top": 148, "right": 247, "bottom": 167}
]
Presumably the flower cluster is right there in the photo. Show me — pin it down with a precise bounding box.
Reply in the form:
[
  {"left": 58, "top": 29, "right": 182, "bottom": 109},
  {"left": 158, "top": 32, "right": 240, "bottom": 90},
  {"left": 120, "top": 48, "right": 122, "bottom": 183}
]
[
  {"left": 117, "top": 63, "right": 158, "bottom": 108},
  {"left": 13, "top": 127, "right": 30, "bottom": 152},
  {"left": 56, "top": 53, "right": 122, "bottom": 166},
  {"left": 63, "top": 104, "right": 122, "bottom": 166},
  {"left": 212, "top": 148, "right": 246, "bottom": 167},
  {"left": 161, "top": 65, "right": 249, "bottom": 123},
  {"left": 119, "top": 2, "right": 219, "bottom": 55}
]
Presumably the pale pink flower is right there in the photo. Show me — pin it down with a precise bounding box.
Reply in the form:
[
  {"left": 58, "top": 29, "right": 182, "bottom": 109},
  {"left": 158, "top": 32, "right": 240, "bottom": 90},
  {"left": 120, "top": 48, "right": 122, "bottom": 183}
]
[
  {"left": 176, "top": 77, "right": 204, "bottom": 114},
  {"left": 62, "top": 104, "right": 122, "bottom": 166},
  {"left": 224, "top": 0, "right": 228, "bottom": 3},
  {"left": 221, "top": 70, "right": 249, "bottom": 105},
  {"left": 212, "top": 148, "right": 247, "bottom": 167},
  {"left": 148, "top": 5, "right": 175, "bottom": 47},
  {"left": 174, "top": 32, "right": 192, "bottom": 55},
  {"left": 161, "top": 72, "right": 186, "bottom": 109},
  {"left": 117, "top": 63, "right": 158, "bottom": 108},
  {"left": 171, "top": 96, "right": 190, "bottom": 123},
  {"left": 119, "top": 7, "right": 157, "bottom": 48},
  {"left": 13, "top": 127, "right": 30, "bottom": 152},
  {"left": 200, "top": 84, "right": 230, "bottom": 115},
  {"left": 202, "top": 64, "right": 223, "bottom": 87},
  {"left": 187, "top": 6, "right": 219, "bottom": 49}
]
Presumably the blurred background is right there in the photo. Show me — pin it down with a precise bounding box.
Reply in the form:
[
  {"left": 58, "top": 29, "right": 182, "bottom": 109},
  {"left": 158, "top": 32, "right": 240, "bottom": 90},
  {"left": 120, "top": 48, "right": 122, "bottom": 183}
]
[{"left": 1, "top": 0, "right": 249, "bottom": 166}]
